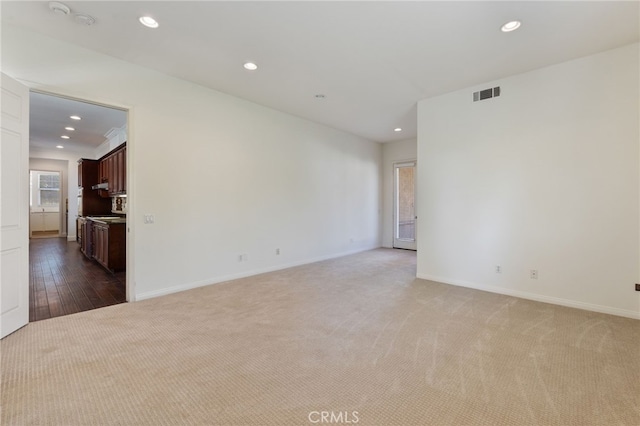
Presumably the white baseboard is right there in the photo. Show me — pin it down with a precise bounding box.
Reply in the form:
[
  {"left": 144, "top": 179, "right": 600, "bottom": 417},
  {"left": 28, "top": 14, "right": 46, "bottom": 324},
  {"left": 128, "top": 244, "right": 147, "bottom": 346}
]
[
  {"left": 136, "top": 245, "right": 380, "bottom": 301},
  {"left": 67, "top": 235, "right": 76, "bottom": 242},
  {"left": 416, "top": 273, "right": 640, "bottom": 320}
]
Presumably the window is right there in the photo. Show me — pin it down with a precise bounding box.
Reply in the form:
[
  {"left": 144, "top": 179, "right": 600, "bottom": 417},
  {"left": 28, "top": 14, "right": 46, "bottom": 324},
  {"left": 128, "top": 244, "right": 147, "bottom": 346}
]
[{"left": 30, "top": 171, "right": 60, "bottom": 209}]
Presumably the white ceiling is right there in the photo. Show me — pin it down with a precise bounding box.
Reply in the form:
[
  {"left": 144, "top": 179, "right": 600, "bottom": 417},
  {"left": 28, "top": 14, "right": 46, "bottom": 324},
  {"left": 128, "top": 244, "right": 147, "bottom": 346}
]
[
  {"left": 3, "top": 1, "right": 639, "bottom": 143},
  {"left": 29, "top": 92, "right": 126, "bottom": 153}
]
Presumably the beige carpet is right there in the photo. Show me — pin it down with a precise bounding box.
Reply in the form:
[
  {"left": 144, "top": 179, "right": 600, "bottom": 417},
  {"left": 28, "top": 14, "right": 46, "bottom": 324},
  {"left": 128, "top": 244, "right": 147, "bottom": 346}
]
[{"left": 2, "top": 248, "right": 639, "bottom": 425}]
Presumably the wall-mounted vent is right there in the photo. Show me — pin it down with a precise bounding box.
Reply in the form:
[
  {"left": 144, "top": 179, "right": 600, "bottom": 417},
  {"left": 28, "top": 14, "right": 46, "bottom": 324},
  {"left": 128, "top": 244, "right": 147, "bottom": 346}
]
[{"left": 473, "top": 86, "right": 501, "bottom": 102}]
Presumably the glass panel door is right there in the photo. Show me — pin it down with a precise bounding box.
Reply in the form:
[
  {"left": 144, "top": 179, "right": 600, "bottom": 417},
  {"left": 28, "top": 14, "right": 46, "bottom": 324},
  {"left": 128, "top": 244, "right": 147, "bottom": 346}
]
[{"left": 393, "top": 162, "right": 416, "bottom": 250}]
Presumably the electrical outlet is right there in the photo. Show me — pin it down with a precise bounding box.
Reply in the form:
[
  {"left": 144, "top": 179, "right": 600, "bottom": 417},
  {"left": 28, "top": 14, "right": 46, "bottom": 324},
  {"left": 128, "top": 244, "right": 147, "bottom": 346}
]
[
  {"left": 143, "top": 214, "right": 154, "bottom": 224},
  {"left": 276, "top": 248, "right": 280, "bottom": 255},
  {"left": 530, "top": 269, "right": 538, "bottom": 279},
  {"left": 241, "top": 254, "right": 248, "bottom": 262},
  {"left": 495, "top": 265, "right": 501, "bottom": 274}
]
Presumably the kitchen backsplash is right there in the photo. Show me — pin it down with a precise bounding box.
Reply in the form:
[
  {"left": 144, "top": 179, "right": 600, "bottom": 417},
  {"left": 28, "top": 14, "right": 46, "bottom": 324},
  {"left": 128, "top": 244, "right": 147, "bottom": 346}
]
[{"left": 112, "top": 196, "right": 127, "bottom": 214}]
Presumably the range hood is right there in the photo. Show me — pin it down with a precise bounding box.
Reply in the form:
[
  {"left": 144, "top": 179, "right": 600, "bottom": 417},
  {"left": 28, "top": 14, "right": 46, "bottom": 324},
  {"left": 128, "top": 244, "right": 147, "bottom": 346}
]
[{"left": 91, "top": 183, "right": 108, "bottom": 190}]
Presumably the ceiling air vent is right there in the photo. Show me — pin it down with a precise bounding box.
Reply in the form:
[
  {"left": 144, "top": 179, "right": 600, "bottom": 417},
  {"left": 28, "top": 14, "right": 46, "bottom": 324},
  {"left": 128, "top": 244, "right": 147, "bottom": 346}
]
[{"left": 473, "top": 86, "right": 501, "bottom": 102}]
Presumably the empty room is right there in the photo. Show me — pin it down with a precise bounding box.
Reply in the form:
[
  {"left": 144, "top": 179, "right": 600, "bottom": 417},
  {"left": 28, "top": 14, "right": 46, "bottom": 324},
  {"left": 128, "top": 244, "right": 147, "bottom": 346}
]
[{"left": 1, "top": 2, "right": 638, "bottom": 425}]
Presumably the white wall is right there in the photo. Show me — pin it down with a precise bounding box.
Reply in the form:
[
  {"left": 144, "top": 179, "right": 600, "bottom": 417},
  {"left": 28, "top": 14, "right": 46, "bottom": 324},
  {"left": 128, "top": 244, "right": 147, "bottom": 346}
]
[
  {"left": 417, "top": 43, "right": 640, "bottom": 319},
  {"left": 3, "top": 25, "right": 382, "bottom": 300},
  {"left": 381, "top": 138, "right": 417, "bottom": 248}
]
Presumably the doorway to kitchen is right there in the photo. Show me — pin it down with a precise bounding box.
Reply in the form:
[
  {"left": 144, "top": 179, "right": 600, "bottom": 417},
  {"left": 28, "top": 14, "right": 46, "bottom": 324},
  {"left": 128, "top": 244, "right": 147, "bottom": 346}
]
[
  {"left": 393, "top": 161, "right": 417, "bottom": 250},
  {"left": 28, "top": 91, "right": 129, "bottom": 322}
]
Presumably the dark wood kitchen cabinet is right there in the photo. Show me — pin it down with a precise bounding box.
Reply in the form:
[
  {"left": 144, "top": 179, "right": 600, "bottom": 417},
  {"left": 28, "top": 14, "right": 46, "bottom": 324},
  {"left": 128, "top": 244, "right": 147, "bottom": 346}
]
[
  {"left": 98, "top": 159, "right": 109, "bottom": 198},
  {"left": 80, "top": 218, "right": 93, "bottom": 258},
  {"left": 110, "top": 148, "right": 121, "bottom": 195},
  {"left": 78, "top": 159, "right": 100, "bottom": 188},
  {"left": 114, "top": 146, "right": 126, "bottom": 195},
  {"left": 98, "top": 143, "right": 127, "bottom": 197},
  {"left": 93, "top": 222, "right": 107, "bottom": 266},
  {"left": 92, "top": 221, "right": 126, "bottom": 272},
  {"left": 78, "top": 159, "right": 111, "bottom": 215},
  {"left": 77, "top": 216, "right": 85, "bottom": 245}
]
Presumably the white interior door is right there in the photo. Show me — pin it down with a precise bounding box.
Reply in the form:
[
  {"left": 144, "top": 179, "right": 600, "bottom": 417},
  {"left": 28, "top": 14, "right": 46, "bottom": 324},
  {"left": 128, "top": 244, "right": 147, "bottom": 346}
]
[
  {"left": 1, "top": 73, "right": 30, "bottom": 338},
  {"left": 393, "top": 161, "right": 417, "bottom": 250}
]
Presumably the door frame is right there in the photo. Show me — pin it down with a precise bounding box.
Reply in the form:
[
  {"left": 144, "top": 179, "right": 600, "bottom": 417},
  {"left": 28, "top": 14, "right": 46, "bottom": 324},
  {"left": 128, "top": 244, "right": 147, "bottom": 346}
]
[
  {"left": 393, "top": 160, "right": 417, "bottom": 250},
  {"left": 27, "top": 86, "right": 135, "bottom": 304}
]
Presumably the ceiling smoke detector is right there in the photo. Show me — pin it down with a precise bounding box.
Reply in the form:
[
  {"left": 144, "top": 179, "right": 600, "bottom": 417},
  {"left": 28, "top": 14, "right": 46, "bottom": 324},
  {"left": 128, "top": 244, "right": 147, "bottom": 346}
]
[
  {"left": 74, "top": 14, "right": 96, "bottom": 26},
  {"left": 48, "top": 1, "right": 70, "bottom": 15}
]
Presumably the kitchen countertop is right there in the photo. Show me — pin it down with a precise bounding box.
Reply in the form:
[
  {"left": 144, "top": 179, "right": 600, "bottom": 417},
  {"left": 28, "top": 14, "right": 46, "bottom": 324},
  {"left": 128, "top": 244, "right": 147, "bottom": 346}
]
[{"left": 87, "top": 216, "right": 127, "bottom": 225}]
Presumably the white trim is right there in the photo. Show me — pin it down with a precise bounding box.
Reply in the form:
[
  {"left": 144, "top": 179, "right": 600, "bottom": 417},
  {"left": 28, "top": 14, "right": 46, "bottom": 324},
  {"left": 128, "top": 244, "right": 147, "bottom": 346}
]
[
  {"left": 136, "top": 245, "right": 380, "bottom": 301},
  {"left": 124, "top": 109, "right": 134, "bottom": 302},
  {"left": 416, "top": 273, "right": 640, "bottom": 320},
  {"left": 28, "top": 87, "right": 129, "bottom": 112}
]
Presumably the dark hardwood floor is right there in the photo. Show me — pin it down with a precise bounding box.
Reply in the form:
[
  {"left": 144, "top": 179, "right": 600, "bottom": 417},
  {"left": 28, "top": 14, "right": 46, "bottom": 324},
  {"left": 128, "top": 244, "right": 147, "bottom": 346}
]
[{"left": 29, "top": 237, "right": 126, "bottom": 322}]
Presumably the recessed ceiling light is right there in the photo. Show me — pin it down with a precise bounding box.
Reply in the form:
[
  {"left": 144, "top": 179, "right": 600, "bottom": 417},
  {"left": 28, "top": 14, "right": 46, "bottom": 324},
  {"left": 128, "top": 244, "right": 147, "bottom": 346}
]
[
  {"left": 139, "top": 16, "right": 159, "bottom": 29},
  {"left": 65, "top": 126, "right": 75, "bottom": 131},
  {"left": 49, "top": 1, "right": 70, "bottom": 16},
  {"left": 394, "top": 128, "right": 402, "bottom": 132},
  {"left": 501, "top": 20, "right": 521, "bottom": 32},
  {"left": 74, "top": 14, "right": 96, "bottom": 26},
  {"left": 243, "top": 62, "right": 258, "bottom": 71},
  {"left": 70, "top": 115, "right": 81, "bottom": 120},
  {"left": 56, "top": 145, "right": 64, "bottom": 149},
  {"left": 61, "top": 135, "right": 70, "bottom": 139}
]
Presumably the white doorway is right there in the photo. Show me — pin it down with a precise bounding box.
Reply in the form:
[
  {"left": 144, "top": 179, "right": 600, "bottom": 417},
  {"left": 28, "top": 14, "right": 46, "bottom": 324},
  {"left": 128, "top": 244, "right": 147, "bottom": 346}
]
[
  {"left": 28, "top": 91, "right": 130, "bottom": 322},
  {"left": 393, "top": 161, "right": 417, "bottom": 250}
]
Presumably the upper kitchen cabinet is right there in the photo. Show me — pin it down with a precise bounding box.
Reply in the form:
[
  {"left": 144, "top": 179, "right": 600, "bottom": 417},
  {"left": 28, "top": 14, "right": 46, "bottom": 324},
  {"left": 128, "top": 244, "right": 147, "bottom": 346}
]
[
  {"left": 99, "top": 153, "right": 108, "bottom": 196},
  {"left": 78, "top": 158, "right": 100, "bottom": 188},
  {"left": 113, "top": 145, "right": 126, "bottom": 195},
  {"left": 78, "top": 159, "right": 112, "bottom": 216},
  {"left": 98, "top": 143, "right": 127, "bottom": 196}
]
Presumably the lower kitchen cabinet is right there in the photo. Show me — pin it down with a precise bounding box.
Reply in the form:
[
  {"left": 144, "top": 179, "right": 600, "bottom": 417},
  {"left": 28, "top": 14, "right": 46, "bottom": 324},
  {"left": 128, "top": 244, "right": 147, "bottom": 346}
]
[
  {"left": 92, "top": 222, "right": 126, "bottom": 272},
  {"left": 30, "top": 211, "right": 59, "bottom": 232},
  {"left": 80, "top": 218, "right": 93, "bottom": 258}
]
